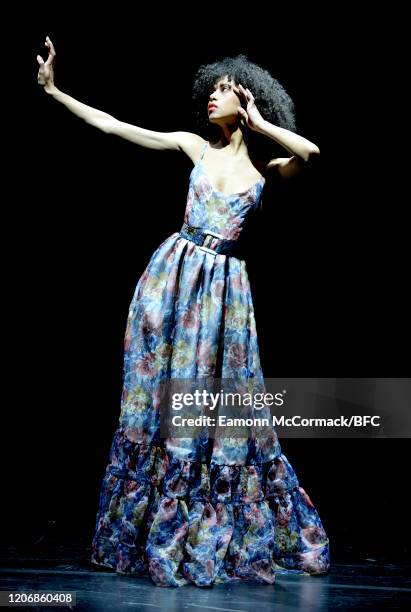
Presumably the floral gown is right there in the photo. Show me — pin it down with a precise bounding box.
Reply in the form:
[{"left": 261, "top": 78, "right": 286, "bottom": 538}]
[{"left": 90, "top": 141, "right": 330, "bottom": 587}]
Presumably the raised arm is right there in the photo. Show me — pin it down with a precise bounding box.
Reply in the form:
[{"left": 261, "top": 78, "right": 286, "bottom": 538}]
[{"left": 36, "top": 36, "right": 203, "bottom": 156}]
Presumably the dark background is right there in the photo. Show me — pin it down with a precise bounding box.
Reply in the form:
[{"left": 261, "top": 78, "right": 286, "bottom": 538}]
[{"left": 5, "top": 7, "right": 409, "bottom": 566}]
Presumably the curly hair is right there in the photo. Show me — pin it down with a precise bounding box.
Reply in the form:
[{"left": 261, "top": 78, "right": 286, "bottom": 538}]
[{"left": 191, "top": 54, "right": 297, "bottom": 163}]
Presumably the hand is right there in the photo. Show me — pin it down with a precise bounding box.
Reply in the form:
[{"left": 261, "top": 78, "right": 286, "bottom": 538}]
[
  {"left": 233, "top": 83, "right": 265, "bottom": 132},
  {"left": 36, "top": 36, "right": 56, "bottom": 91}
]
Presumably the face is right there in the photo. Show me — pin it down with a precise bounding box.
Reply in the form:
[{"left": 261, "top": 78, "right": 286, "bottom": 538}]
[{"left": 207, "top": 75, "right": 241, "bottom": 124}]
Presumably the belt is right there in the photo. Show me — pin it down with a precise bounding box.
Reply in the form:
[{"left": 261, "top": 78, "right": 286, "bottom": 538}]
[{"left": 179, "top": 222, "right": 244, "bottom": 257}]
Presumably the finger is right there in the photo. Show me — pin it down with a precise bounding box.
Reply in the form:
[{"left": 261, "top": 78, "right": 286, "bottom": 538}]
[
  {"left": 45, "top": 51, "right": 55, "bottom": 66},
  {"left": 246, "top": 88, "right": 254, "bottom": 100},
  {"left": 239, "top": 84, "right": 251, "bottom": 101},
  {"left": 45, "top": 40, "right": 56, "bottom": 66},
  {"left": 36, "top": 54, "right": 45, "bottom": 65},
  {"left": 46, "top": 36, "right": 56, "bottom": 56},
  {"left": 233, "top": 85, "right": 245, "bottom": 98}
]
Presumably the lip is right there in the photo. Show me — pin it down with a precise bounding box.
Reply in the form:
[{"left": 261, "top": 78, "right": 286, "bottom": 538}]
[{"left": 208, "top": 104, "right": 217, "bottom": 111}]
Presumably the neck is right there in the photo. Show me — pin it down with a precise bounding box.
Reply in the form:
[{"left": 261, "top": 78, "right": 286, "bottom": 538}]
[{"left": 214, "top": 125, "right": 247, "bottom": 156}]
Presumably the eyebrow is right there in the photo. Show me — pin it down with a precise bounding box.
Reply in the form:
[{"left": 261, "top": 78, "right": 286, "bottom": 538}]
[{"left": 213, "top": 81, "right": 233, "bottom": 89}]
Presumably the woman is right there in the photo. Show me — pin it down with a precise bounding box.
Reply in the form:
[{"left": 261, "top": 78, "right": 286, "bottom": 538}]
[{"left": 37, "top": 36, "right": 330, "bottom": 587}]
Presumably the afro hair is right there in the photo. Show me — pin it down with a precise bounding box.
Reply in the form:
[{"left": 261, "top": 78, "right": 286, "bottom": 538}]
[{"left": 192, "top": 54, "right": 297, "bottom": 164}]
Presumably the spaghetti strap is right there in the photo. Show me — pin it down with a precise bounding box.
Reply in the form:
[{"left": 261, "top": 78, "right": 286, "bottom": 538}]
[{"left": 199, "top": 140, "right": 208, "bottom": 160}]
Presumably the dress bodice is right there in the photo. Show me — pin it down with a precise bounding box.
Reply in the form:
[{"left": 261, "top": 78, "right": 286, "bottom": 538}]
[{"left": 183, "top": 141, "right": 265, "bottom": 241}]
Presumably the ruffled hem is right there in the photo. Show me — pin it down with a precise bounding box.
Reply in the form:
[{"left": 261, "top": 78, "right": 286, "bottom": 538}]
[{"left": 91, "top": 427, "right": 330, "bottom": 587}]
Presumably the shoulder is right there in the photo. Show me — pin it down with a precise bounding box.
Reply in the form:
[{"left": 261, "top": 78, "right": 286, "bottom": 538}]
[{"left": 172, "top": 132, "right": 206, "bottom": 164}]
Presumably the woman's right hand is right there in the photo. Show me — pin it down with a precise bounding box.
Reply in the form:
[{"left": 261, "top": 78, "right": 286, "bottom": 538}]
[{"left": 36, "top": 36, "right": 56, "bottom": 91}]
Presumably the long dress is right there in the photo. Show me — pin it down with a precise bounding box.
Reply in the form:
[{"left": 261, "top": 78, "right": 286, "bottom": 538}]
[{"left": 90, "top": 141, "right": 330, "bottom": 587}]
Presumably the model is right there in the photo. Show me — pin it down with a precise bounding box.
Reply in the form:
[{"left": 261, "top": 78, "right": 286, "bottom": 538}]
[{"left": 37, "top": 36, "right": 330, "bottom": 587}]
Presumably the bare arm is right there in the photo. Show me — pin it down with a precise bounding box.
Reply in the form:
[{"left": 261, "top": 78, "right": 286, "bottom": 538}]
[
  {"left": 42, "top": 84, "right": 180, "bottom": 149},
  {"left": 255, "top": 120, "right": 320, "bottom": 161},
  {"left": 37, "top": 36, "right": 203, "bottom": 155},
  {"left": 233, "top": 83, "right": 320, "bottom": 180},
  {"left": 256, "top": 117, "right": 320, "bottom": 180}
]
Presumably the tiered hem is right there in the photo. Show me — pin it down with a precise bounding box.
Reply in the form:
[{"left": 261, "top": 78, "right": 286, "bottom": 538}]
[{"left": 91, "top": 428, "right": 330, "bottom": 587}]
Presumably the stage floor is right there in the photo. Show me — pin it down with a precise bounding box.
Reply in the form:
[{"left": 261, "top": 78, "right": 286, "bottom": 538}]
[{"left": 1, "top": 555, "right": 410, "bottom": 611}]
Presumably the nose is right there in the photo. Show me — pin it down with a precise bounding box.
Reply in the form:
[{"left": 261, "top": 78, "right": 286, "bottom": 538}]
[{"left": 209, "top": 91, "right": 218, "bottom": 102}]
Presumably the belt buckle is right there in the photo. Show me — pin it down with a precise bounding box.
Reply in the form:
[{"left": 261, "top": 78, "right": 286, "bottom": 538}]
[
  {"left": 199, "top": 229, "right": 225, "bottom": 255},
  {"left": 202, "top": 234, "right": 215, "bottom": 249},
  {"left": 181, "top": 224, "right": 226, "bottom": 256}
]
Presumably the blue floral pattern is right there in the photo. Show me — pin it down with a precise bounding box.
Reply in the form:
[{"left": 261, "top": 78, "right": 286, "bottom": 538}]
[{"left": 91, "top": 141, "right": 330, "bottom": 586}]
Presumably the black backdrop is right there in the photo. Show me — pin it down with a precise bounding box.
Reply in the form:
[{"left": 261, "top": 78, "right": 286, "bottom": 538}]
[{"left": 6, "top": 7, "right": 409, "bottom": 565}]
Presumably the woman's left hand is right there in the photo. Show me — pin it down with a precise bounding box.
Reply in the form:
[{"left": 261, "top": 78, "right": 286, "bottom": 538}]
[{"left": 233, "top": 84, "right": 265, "bottom": 131}]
